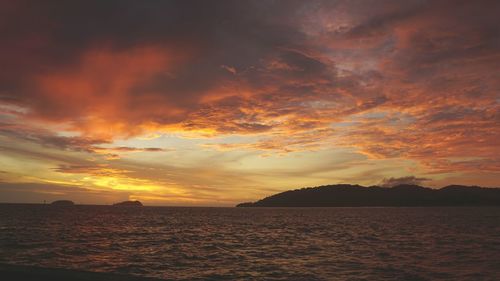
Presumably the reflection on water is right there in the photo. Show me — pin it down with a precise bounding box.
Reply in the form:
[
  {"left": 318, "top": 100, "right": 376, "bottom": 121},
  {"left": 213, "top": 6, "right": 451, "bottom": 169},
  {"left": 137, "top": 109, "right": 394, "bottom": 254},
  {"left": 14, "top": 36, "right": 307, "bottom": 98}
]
[{"left": 0, "top": 205, "right": 499, "bottom": 280}]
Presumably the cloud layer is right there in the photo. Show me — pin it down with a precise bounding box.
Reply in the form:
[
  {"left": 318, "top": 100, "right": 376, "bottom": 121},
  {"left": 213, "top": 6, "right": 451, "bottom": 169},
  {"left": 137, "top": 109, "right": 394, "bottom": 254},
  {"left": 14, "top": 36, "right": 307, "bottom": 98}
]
[{"left": 0, "top": 0, "right": 499, "bottom": 204}]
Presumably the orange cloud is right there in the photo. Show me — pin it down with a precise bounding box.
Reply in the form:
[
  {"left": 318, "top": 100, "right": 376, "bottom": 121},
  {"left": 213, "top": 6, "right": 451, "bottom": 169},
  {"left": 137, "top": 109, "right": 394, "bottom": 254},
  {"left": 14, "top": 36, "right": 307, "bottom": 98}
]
[{"left": 32, "top": 46, "right": 190, "bottom": 139}]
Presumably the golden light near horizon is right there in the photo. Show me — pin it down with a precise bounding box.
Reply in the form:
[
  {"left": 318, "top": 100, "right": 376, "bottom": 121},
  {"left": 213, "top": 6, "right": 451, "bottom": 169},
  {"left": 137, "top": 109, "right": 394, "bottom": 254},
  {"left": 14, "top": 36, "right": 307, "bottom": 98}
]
[{"left": 0, "top": 0, "right": 499, "bottom": 206}]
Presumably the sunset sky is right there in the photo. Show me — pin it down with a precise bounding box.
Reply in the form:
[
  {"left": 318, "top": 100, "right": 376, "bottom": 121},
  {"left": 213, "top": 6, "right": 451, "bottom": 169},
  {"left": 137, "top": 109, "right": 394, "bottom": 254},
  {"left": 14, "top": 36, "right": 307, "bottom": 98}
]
[{"left": 0, "top": 0, "right": 499, "bottom": 206}]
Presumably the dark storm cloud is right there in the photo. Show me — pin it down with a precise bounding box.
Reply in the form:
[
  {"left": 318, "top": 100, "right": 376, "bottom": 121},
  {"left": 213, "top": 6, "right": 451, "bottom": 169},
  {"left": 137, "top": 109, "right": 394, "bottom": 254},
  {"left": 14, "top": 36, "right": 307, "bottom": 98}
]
[{"left": 0, "top": 0, "right": 306, "bottom": 99}]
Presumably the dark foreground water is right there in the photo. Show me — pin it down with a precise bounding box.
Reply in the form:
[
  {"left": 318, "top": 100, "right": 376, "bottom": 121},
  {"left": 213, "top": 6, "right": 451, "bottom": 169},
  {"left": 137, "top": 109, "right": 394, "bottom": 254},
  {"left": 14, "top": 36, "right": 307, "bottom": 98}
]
[{"left": 0, "top": 205, "right": 499, "bottom": 280}]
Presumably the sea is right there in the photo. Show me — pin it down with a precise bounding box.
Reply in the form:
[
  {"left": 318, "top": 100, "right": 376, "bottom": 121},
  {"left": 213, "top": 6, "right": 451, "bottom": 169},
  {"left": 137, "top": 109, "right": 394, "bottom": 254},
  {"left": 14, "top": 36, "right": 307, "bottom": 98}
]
[{"left": 0, "top": 204, "right": 499, "bottom": 280}]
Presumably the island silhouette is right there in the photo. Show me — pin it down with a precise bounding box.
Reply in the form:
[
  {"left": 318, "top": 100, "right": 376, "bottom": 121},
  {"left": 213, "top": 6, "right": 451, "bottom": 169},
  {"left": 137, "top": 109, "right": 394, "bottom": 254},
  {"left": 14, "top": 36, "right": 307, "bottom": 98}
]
[
  {"left": 50, "top": 200, "right": 75, "bottom": 206},
  {"left": 113, "top": 200, "right": 143, "bottom": 207},
  {"left": 236, "top": 184, "right": 500, "bottom": 207}
]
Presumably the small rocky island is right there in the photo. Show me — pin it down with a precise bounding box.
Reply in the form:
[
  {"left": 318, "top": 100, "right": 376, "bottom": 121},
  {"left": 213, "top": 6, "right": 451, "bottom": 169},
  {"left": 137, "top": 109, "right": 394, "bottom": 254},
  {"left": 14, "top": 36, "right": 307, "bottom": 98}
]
[
  {"left": 50, "top": 200, "right": 75, "bottom": 206},
  {"left": 237, "top": 184, "right": 500, "bottom": 207},
  {"left": 113, "top": 200, "right": 143, "bottom": 207}
]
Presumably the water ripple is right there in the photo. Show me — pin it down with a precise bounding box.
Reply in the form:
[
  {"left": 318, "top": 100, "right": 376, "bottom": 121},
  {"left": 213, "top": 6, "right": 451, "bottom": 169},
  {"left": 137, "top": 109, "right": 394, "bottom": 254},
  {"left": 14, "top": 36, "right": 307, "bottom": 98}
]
[{"left": 0, "top": 205, "right": 499, "bottom": 280}]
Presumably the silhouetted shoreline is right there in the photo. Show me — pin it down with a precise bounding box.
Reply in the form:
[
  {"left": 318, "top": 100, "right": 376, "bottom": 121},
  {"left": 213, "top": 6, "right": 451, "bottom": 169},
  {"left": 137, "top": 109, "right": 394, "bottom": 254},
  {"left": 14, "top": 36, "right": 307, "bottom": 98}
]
[{"left": 237, "top": 184, "right": 500, "bottom": 207}]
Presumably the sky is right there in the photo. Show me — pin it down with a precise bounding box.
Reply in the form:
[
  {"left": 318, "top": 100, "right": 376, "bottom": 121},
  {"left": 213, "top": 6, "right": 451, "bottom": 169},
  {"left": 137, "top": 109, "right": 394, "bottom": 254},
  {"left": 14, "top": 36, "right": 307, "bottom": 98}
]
[{"left": 0, "top": 0, "right": 499, "bottom": 206}]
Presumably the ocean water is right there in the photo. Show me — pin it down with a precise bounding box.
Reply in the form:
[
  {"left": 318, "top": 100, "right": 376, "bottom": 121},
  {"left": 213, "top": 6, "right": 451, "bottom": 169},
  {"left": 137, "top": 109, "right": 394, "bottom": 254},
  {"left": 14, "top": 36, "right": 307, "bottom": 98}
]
[{"left": 0, "top": 205, "right": 499, "bottom": 280}]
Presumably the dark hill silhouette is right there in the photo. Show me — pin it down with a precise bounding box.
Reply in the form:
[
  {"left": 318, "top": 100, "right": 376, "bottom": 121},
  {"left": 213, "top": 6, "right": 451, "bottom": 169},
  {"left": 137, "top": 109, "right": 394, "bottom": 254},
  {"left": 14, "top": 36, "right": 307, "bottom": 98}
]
[
  {"left": 236, "top": 184, "right": 500, "bottom": 207},
  {"left": 113, "top": 200, "right": 143, "bottom": 207}
]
